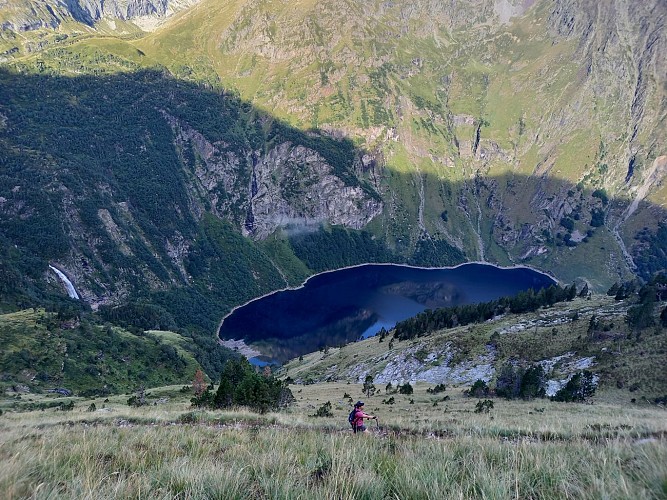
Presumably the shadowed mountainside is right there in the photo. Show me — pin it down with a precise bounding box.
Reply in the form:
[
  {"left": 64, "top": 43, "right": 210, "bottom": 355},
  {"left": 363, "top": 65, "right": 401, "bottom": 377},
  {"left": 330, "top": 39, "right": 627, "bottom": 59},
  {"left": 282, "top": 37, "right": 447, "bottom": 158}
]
[{"left": 1, "top": 67, "right": 666, "bottom": 340}]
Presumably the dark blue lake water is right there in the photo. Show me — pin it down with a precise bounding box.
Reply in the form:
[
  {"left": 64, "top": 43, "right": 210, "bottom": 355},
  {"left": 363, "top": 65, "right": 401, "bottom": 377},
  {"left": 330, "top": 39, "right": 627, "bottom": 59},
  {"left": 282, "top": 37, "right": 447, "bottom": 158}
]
[{"left": 218, "top": 263, "right": 556, "bottom": 364}]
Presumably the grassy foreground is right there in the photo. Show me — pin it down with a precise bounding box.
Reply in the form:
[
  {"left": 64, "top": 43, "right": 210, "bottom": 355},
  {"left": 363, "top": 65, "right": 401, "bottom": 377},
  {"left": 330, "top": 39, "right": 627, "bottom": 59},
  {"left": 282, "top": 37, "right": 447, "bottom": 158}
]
[{"left": 1, "top": 384, "right": 666, "bottom": 499}]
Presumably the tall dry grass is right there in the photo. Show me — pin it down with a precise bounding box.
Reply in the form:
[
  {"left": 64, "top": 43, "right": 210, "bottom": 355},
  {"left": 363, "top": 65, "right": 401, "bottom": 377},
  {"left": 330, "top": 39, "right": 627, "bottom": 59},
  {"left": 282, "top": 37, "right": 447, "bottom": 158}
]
[{"left": 1, "top": 392, "right": 666, "bottom": 499}]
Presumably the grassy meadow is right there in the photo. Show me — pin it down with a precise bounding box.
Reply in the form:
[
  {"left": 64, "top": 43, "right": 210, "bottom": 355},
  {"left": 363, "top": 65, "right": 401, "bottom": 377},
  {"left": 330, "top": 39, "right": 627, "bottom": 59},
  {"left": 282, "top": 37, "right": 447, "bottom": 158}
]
[{"left": 1, "top": 382, "right": 666, "bottom": 499}]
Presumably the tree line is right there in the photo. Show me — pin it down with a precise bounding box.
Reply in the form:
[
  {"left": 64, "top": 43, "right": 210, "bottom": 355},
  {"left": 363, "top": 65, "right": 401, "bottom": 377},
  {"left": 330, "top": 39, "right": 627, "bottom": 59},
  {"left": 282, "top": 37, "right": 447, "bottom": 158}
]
[{"left": 393, "top": 284, "right": 578, "bottom": 341}]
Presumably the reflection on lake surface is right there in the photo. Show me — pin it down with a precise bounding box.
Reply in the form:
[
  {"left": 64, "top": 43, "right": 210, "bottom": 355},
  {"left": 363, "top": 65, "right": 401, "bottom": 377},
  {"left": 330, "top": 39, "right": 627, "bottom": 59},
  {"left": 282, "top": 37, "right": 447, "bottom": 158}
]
[{"left": 218, "top": 263, "right": 556, "bottom": 364}]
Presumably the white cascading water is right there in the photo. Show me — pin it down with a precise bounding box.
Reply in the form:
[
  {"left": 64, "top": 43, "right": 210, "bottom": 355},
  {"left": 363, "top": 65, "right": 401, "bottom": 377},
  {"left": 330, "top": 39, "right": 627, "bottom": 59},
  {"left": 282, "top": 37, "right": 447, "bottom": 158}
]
[{"left": 49, "top": 265, "right": 80, "bottom": 300}]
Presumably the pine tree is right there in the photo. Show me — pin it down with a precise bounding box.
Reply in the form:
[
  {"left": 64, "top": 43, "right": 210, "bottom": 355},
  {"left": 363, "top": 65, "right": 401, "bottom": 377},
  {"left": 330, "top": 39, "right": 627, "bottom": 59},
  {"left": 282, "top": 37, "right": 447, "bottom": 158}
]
[
  {"left": 552, "top": 371, "right": 596, "bottom": 402},
  {"left": 519, "top": 365, "right": 546, "bottom": 399},
  {"left": 399, "top": 383, "right": 414, "bottom": 395},
  {"left": 363, "top": 375, "right": 376, "bottom": 397},
  {"left": 495, "top": 362, "right": 522, "bottom": 399}
]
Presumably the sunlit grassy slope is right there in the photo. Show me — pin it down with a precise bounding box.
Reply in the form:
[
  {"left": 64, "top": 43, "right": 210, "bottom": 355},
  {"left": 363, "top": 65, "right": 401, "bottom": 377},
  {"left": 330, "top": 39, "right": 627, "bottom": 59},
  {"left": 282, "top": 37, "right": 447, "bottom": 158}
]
[
  {"left": 1, "top": 381, "right": 666, "bottom": 498},
  {"left": 131, "top": 0, "right": 665, "bottom": 285},
  {"left": 1, "top": 296, "right": 666, "bottom": 497}
]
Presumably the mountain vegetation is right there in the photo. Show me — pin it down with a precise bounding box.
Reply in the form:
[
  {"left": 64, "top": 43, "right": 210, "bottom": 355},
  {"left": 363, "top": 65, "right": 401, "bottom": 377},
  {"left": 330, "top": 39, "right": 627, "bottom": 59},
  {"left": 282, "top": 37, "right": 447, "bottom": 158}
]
[
  {"left": 392, "top": 283, "right": 577, "bottom": 341},
  {"left": 1, "top": 288, "right": 666, "bottom": 497},
  {"left": 285, "top": 291, "right": 667, "bottom": 403},
  {"left": 0, "top": 307, "right": 233, "bottom": 397},
  {"left": 0, "top": 2, "right": 666, "bottom": 495},
  {"left": 0, "top": 0, "right": 665, "bottom": 334},
  {"left": 191, "top": 357, "right": 294, "bottom": 413}
]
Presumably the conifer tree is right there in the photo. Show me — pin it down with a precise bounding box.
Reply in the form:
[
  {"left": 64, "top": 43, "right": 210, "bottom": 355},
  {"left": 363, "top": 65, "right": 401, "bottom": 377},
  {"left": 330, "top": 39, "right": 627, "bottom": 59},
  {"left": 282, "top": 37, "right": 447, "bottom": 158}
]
[{"left": 363, "top": 375, "right": 376, "bottom": 397}]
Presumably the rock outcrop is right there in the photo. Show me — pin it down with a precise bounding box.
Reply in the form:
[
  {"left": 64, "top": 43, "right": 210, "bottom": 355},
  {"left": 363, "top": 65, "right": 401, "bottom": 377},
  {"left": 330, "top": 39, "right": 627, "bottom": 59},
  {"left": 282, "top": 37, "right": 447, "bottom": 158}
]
[
  {"left": 0, "top": 0, "right": 200, "bottom": 31},
  {"left": 164, "top": 112, "right": 383, "bottom": 240}
]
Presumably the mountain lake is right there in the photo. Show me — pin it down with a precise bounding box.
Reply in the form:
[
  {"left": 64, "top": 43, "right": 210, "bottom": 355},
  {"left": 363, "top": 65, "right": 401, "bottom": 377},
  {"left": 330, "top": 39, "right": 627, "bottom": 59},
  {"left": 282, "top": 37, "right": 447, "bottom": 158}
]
[{"left": 218, "top": 263, "right": 556, "bottom": 365}]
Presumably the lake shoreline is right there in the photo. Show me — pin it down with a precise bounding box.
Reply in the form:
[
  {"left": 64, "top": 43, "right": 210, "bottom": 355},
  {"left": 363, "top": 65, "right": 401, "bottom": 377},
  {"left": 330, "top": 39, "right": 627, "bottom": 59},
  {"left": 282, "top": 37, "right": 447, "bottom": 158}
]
[{"left": 216, "top": 260, "right": 559, "bottom": 346}]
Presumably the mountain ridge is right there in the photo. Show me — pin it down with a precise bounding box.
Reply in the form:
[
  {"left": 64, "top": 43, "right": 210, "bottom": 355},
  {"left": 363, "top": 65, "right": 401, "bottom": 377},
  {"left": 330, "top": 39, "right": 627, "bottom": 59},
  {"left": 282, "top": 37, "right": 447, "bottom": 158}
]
[{"left": 0, "top": 0, "right": 200, "bottom": 32}]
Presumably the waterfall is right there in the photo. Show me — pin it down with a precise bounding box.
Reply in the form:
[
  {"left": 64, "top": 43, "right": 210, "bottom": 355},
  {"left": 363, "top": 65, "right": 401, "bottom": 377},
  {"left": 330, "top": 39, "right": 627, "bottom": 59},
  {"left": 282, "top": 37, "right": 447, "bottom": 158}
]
[{"left": 49, "top": 265, "right": 80, "bottom": 300}]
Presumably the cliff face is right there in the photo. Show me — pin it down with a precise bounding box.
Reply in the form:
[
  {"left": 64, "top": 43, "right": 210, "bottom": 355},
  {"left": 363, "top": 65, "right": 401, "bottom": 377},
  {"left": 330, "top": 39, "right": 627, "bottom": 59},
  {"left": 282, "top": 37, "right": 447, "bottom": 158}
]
[
  {"left": 0, "top": 0, "right": 199, "bottom": 31},
  {"left": 164, "top": 112, "right": 383, "bottom": 240}
]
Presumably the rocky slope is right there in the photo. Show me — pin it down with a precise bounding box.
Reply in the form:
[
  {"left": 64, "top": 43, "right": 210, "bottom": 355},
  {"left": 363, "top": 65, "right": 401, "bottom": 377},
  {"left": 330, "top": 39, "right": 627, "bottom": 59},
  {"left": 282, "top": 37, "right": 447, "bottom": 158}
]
[
  {"left": 0, "top": 0, "right": 199, "bottom": 32},
  {"left": 163, "top": 112, "right": 382, "bottom": 239},
  {"left": 284, "top": 295, "right": 667, "bottom": 400},
  {"left": 137, "top": 0, "right": 667, "bottom": 285}
]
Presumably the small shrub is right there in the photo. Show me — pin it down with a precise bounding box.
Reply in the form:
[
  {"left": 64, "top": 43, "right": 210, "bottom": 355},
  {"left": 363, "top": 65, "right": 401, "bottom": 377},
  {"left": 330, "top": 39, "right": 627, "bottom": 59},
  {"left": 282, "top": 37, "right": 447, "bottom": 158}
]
[
  {"left": 363, "top": 375, "right": 376, "bottom": 397},
  {"left": 190, "top": 388, "right": 215, "bottom": 408},
  {"left": 590, "top": 208, "right": 605, "bottom": 227},
  {"left": 178, "top": 411, "right": 203, "bottom": 424},
  {"left": 311, "top": 401, "right": 333, "bottom": 417},
  {"left": 495, "top": 363, "right": 522, "bottom": 399},
  {"left": 310, "top": 449, "right": 332, "bottom": 484},
  {"left": 59, "top": 401, "right": 74, "bottom": 411},
  {"left": 191, "top": 369, "right": 207, "bottom": 397},
  {"left": 468, "top": 379, "right": 489, "bottom": 397},
  {"left": 87, "top": 403, "right": 96, "bottom": 412},
  {"left": 560, "top": 217, "right": 575, "bottom": 231},
  {"left": 427, "top": 384, "right": 447, "bottom": 394},
  {"left": 520, "top": 365, "right": 546, "bottom": 399},
  {"left": 382, "top": 397, "right": 395, "bottom": 405},
  {"left": 398, "top": 383, "right": 413, "bottom": 395},
  {"left": 474, "top": 400, "right": 494, "bottom": 413},
  {"left": 414, "top": 348, "right": 429, "bottom": 362},
  {"left": 592, "top": 188, "right": 609, "bottom": 204},
  {"left": 128, "top": 385, "right": 147, "bottom": 407}
]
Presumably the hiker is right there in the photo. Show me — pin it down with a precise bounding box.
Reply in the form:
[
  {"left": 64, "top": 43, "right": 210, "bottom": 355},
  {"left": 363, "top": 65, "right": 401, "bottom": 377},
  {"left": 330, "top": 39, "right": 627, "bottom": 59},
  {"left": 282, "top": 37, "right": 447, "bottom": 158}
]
[{"left": 350, "top": 401, "right": 376, "bottom": 433}]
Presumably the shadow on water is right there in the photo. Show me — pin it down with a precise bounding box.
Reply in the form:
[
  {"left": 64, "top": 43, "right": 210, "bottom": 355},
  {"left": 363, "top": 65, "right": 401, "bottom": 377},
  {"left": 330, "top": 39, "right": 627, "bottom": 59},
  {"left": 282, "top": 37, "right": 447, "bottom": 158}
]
[{"left": 219, "top": 262, "right": 557, "bottom": 363}]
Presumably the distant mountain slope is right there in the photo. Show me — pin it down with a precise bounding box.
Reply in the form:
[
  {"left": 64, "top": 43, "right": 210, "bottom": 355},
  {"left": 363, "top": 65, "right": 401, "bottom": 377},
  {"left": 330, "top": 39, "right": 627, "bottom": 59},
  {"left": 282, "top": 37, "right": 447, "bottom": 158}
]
[
  {"left": 0, "top": 0, "right": 665, "bottom": 333},
  {"left": 0, "top": 0, "right": 200, "bottom": 33},
  {"left": 0, "top": 67, "right": 384, "bottom": 328},
  {"left": 136, "top": 0, "right": 667, "bottom": 282}
]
